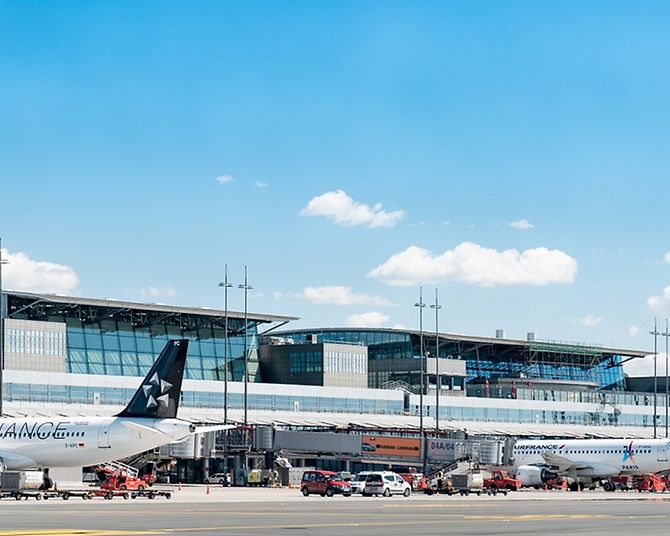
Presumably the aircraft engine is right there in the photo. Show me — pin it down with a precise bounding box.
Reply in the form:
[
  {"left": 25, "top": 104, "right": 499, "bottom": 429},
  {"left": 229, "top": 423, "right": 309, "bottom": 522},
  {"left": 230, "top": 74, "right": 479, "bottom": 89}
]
[{"left": 515, "top": 466, "right": 558, "bottom": 487}]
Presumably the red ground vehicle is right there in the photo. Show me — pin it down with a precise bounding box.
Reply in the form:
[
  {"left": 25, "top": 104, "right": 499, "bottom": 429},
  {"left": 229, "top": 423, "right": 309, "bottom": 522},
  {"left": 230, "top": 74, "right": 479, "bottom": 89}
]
[
  {"left": 300, "top": 470, "right": 352, "bottom": 497},
  {"left": 100, "top": 471, "right": 147, "bottom": 492},
  {"left": 636, "top": 473, "right": 666, "bottom": 493},
  {"left": 96, "top": 462, "right": 147, "bottom": 492},
  {"left": 542, "top": 477, "right": 568, "bottom": 491},
  {"left": 484, "top": 470, "right": 521, "bottom": 492}
]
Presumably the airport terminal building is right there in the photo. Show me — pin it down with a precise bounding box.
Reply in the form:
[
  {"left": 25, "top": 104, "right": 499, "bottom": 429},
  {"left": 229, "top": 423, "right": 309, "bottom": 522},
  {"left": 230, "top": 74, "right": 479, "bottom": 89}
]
[{"left": 0, "top": 291, "right": 660, "bottom": 480}]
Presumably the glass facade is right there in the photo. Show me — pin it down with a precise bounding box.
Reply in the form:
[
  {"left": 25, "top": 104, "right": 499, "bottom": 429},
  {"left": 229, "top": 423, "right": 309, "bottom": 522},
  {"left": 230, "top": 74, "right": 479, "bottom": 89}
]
[
  {"left": 6, "top": 294, "right": 264, "bottom": 382},
  {"left": 62, "top": 318, "right": 257, "bottom": 381},
  {"left": 278, "top": 329, "right": 627, "bottom": 390},
  {"left": 3, "top": 382, "right": 404, "bottom": 415}
]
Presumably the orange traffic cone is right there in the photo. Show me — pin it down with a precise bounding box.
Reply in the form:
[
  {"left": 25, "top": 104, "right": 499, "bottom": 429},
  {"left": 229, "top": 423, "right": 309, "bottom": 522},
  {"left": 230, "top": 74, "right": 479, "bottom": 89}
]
[{"left": 206, "top": 483, "right": 211, "bottom": 495}]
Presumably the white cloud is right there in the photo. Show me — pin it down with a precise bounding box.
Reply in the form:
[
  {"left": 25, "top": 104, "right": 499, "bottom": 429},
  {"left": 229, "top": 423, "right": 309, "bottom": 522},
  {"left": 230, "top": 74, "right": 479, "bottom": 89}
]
[
  {"left": 1, "top": 248, "right": 78, "bottom": 294},
  {"left": 624, "top": 353, "right": 670, "bottom": 377},
  {"left": 629, "top": 325, "right": 640, "bottom": 337},
  {"left": 300, "top": 190, "right": 405, "bottom": 228},
  {"left": 298, "top": 286, "right": 393, "bottom": 306},
  {"left": 647, "top": 286, "right": 670, "bottom": 314},
  {"left": 140, "top": 286, "right": 176, "bottom": 298},
  {"left": 508, "top": 219, "right": 534, "bottom": 230},
  {"left": 272, "top": 291, "right": 284, "bottom": 300},
  {"left": 368, "top": 242, "right": 578, "bottom": 287},
  {"left": 255, "top": 181, "right": 269, "bottom": 188},
  {"left": 346, "top": 311, "right": 390, "bottom": 328},
  {"left": 575, "top": 315, "right": 603, "bottom": 327},
  {"left": 216, "top": 175, "right": 234, "bottom": 184},
  {"left": 664, "top": 252, "right": 670, "bottom": 264}
]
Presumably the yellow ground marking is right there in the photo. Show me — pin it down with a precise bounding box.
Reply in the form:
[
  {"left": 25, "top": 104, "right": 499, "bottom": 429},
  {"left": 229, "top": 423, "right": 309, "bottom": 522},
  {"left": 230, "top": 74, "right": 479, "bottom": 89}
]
[{"left": 0, "top": 531, "right": 162, "bottom": 536}]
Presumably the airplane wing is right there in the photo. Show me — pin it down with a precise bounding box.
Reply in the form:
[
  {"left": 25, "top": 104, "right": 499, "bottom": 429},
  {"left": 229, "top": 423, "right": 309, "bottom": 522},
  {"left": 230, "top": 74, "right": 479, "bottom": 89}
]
[{"left": 541, "top": 451, "right": 591, "bottom": 472}]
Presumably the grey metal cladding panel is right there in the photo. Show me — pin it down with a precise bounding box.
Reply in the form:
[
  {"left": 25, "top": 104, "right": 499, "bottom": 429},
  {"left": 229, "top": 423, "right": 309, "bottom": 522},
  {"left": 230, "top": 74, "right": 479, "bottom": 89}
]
[{"left": 273, "top": 430, "right": 361, "bottom": 455}]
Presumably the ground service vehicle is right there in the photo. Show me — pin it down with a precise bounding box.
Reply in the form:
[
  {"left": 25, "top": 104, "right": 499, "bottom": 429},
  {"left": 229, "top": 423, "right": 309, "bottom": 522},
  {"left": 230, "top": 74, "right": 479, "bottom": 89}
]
[
  {"left": 363, "top": 472, "right": 411, "bottom": 497},
  {"left": 100, "top": 471, "right": 146, "bottom": 492},
  {"left": 300, "top": 470, "right": 351, "bottom": 497},
  {"left": 636, "top": 473, "right": 666, "bottom": 493},
  {"left": 451, "top": 473, "right": 486, "bottom": 496},
  {"left": 484, "top": 470, "right": 521, "bottom": 491}
]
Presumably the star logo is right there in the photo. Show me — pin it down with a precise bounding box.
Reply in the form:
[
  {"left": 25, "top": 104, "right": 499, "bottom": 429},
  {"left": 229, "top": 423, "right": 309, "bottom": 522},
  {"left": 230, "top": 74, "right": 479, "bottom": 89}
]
[{"left": 142, "top": 372, "right": 173, "bottom": 411}]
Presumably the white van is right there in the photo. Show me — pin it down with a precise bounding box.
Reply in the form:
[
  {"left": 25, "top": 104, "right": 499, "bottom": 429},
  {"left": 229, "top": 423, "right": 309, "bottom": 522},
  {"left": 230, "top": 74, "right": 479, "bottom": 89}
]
[{"left": 363, "top": 471, "right": 411, "bottom": 497}]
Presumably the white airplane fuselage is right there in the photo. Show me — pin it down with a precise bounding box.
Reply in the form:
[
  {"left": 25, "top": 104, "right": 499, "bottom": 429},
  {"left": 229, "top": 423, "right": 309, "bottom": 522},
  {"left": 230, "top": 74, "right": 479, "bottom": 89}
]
[
  {"left": 0, "top": 416, "right": 194, "bottom": 470},
  {"left": 513, "top": 438, "right": 670, "bottom": 477}
]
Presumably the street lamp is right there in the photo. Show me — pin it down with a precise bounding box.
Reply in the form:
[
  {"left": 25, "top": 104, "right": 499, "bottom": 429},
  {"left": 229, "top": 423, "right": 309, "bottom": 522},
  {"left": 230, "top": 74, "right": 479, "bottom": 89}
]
[
  {"left": 238, "top": 266, "right": 253, "bottom": 426},
  {"left": 414, "top": 287, "right": 426, "bottom": 439},
  {"left": 651, "top": 318, "right": 660, "bottom": 439},
  {"left": 217, "top": 264, "right": 233, "bottom": 481},
  {"left": 430, "top": 289, "right": 441, "bottom": 433},
  {"left": 0, "top": 238, "right": 9, "bottom": 417},
  {"left": 663, "top": 318, "right": 670, "bottom": 439}
]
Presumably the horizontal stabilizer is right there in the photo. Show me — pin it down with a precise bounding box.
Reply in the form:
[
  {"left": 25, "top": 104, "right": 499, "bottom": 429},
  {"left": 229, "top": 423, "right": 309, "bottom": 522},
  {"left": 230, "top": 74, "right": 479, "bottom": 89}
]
[
  {"left": 191, "top": 424, "right": 238, "bottom": 434},
  {"left": 121, "top": 421, "right": 167, "bottom": 437}
]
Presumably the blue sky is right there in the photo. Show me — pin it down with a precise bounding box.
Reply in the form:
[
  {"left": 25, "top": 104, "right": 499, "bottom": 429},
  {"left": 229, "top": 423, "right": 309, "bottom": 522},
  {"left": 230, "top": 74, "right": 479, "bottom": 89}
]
[{"left": 1, "top": 1, "right": 670, "bottom": 357}]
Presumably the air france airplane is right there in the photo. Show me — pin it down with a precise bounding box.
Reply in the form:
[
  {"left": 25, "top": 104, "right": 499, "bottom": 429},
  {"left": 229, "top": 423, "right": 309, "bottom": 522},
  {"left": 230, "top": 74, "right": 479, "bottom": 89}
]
[
  {"left": 513, "top": 438, "right": 670, "bottom": 491},
  {"left": 0, "top": 339, "right": 234, "bottom": 473}
]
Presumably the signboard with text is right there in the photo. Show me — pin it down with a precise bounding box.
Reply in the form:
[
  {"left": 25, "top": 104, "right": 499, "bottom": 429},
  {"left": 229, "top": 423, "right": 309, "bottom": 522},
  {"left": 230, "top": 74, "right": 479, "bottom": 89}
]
[{"left": 361, "top": 435, "right": 421, "bottom": 458}]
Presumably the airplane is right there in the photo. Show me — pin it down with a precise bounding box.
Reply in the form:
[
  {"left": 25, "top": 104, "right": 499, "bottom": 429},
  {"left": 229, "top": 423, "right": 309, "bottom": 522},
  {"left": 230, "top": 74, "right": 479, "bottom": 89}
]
[
  {"left": 512, "top": 437, "right": 670, "bottom": 491},
  {"left": 0, "top": 339, "right": 234, "bottom": 484}
]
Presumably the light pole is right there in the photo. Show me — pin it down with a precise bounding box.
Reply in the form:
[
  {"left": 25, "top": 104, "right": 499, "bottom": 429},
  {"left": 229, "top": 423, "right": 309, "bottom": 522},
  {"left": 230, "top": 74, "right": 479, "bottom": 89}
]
[
  {"left": 0, "top": 238, "right": 8, "bottom": 417},
  {"left": 430, "top": 289, "right": 441, "bottom": 432},
  {"left": 238, "top": 266, "right": 253, "bottom": 426},
  {"left": 663, "top": 318, "right": 670, "bottom": 439},
  {"left": 414, "top": 287, "right": 426, "bottom": 440},
  {"left": 651, "top": 318, "right": 660, "bottom": 438},
  {"left": 218, "top": 264, "right": 233, "bottom": 482}
]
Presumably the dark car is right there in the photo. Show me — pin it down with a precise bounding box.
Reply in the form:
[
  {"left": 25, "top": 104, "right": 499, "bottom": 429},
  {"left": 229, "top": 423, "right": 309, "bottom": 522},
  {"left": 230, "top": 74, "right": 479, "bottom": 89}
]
[{"left": 300, "top": 470, "right": 352, "bottom": 497}]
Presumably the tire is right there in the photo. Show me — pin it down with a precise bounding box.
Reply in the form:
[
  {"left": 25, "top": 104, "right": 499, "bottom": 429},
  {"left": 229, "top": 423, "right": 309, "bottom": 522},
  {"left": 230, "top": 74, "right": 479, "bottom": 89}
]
[
  {"left": 302, "top": 487, "right": 309, "bottom": 497},
  {"left": 326, "top": 488, "right": 334, "bottom": 497},
  {"left": 123, "top": 493, "right": 129, "bottom": 500},
  {"left": 343, "top": 493, "right": 351, "bottom": 497},
  {"left": 362, "top": 492, "right": 370, "bottom": 497},
  {"left": 383, "top": 488, "right": 391, "bottom": 497},
  {"left": 120, "top": 485, "right": 127, "bottom": 491},
  {"left": 219, "top": 479, "right": 225, "bottom": 486},
  {"left": 148, "top": 493, "right": 155, "bottom": 500},
  {"left": 505, "top": 485, "right": 516, "bottom": 491},
  {"left": 35, "top": 494, "right": 42, "bottom": 501},
  {"left": 62, "top": 493, "right": 70, "bottom": 501},
  {"left": 166, "top": 493, "right": 172, "bottom": 499},
  {"left": 569, "top": 482, "right": 580, "bottom": 492},
  {"left": 403, "top": 488, "right": 411, "bottom": 497},
  {"left": 138, "top": 485, "right": 145, "bottom": 492}
]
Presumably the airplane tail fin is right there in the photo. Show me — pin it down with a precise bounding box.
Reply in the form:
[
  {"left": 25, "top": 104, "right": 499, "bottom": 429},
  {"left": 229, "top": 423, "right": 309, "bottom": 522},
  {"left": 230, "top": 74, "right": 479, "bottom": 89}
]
[{"left": 116, "top": 339, "right": 189, "bottom": 419}]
